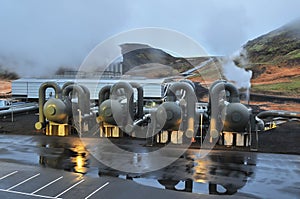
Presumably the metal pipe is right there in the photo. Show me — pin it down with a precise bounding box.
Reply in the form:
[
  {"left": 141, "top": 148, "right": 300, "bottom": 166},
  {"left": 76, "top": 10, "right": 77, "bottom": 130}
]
[
  {"left": 208, "top": 81, "right": 240, "bottom": 138},
  {"left": 257, "top": 110, "right": 300, "bottom": 119},
  {"left": 166, "top": 81, "right": 197, "bottom": 138},
  {"left": 130, "top": 82, "right": 144, "bottom": 119},
  {"left": 63, "top": 84, "right": 90, "bottom": 115},
  {"left": 99, "top": 85, "right": 111, "bottom": 104},
  {"left": 62, "top": 81, "right": 74, "bottom": 91},
  {"left": 79, "top": 85, "right": 90, "bottom": 103},
  {"left": 110, "top": 81, "right": 134, "bottom": 120},
  {"left": 210, "top": 81, "right": 240, "bottom": 103},
  {"left": 35, "top": 82, "right": 62, "bottom": 130},
  {"left": 79, "top": 84, "right": 91, "bottom": 115},
  {"left": 0, "top": 103, "right": 38, "bottom": 116}
]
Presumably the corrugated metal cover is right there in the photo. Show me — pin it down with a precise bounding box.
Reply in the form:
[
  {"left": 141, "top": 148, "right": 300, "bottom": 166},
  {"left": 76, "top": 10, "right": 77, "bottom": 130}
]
[{"left": 12, "top": 78, "right": 170, "bottom": 100}]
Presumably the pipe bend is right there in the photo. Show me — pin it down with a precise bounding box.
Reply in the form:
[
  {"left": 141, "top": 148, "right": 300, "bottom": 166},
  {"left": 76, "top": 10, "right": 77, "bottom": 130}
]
[
  {"left": 208, "top": 80, "right": 240, "bottom": 138},
  {"left": 39, "top": 81, "right": 62, "bottom": 99},
  {"left": 63, "top": 84, "right": 89, "bottom": 114},
  {"left": 210, "top": 81, "right": 240, "bottom": 104},
  {"left": 167, "top": 81, "right": 195, "bottom": 101},
  {"left": 62, "top": 81, "right": 74, "bottom": 91},
  {"left": 110, "top": 81, "right": 133, "bottom": 97},
  {"left": 36, "top": 82, "right": 62, "bottom": 129},
  {"left": 110, "top": 81, "right": 134, "bottom": 122},
  {"left": 99, "top": 85, "right": 111, "bottom": 104},
  {"left": 166, "top": 81, "right": 197, "bottom": 137}
]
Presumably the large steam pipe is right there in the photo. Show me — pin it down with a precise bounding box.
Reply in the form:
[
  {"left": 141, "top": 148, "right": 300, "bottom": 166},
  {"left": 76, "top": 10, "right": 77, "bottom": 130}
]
[
  {"left": 99, "top": 85, "right": 111, "bottom": 104},
  {"left": 62, "top": 81, "right": 74, "bottom": 92},
  {"left": 166, "top": 82, "right": 197, "bottom": 138},
  {"left": 35, "top": 82, "right": 62, "bottom": 130},
  {"left": 63, "top": 85, "right": 90, "bottom": 115},
  {"left": 79, "top": 85, "right": 90, "bottom": 103},
  {"left": 130, "top": 82, "right": 144, "bottom": 119},
  {"left": 257, "top": 110, "right": 300, "bottom": 119},
  {"left": 0, "top": 103, "right": 38, "bottom": 117},
  {"left": 110, "top": 81, "right": 134, "bottom": 120},
  {"left": 210, "top": 81, "right": 240, "bottom": 103},
  {"left": 208, "top": 81, "right": 240, "bottom": 138},
  {"left": 62, "top": 82, "right": 90, "bottom": 102}
]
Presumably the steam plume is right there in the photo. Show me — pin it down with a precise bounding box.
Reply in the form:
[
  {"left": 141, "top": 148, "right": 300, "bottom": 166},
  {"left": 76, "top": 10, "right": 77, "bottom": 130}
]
[{"left": 222, "top": 49, "right": 252, "bottom": 89}]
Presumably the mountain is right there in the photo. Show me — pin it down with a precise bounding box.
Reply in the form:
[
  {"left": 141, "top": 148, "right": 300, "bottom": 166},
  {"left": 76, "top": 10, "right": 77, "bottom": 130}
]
[
  {"left": 242, "top": 19, "right": 300, "bottom": 97},
  {"left": 244, "top": 19, "right": 300, "bottom": 66},
  {"left": 120, "top": 43, "right": 195, "bottom": 76}
]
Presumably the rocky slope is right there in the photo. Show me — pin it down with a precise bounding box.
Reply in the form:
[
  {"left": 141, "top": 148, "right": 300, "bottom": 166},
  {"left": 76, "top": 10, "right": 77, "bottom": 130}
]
[{"left": 242, "top": 19, "right": 300, "bottom": 97}]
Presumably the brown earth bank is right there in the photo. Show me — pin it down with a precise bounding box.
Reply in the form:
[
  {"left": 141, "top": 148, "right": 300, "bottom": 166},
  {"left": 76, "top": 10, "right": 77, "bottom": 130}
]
[
  {"left": 0, "top": 79, "right": 11, "bottom": 97},
  {"left": 251, "top": 65, "right": 300, "bottom": 84}
]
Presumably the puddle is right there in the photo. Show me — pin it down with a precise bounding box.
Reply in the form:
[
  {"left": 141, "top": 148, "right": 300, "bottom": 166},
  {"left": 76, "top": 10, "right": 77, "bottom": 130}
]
[{"left": 0, "top": 134, "right": 299, "bottom": 198}]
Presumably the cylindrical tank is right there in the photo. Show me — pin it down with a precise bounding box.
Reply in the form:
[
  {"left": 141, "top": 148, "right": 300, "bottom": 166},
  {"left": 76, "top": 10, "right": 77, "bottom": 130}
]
[
  {"left": 43, "top": 98, "right": 71, "bottom": 124},
  {"left": 223, "top": 103, "right": 250, "bottom": 132},
  {"left": 156, "top": 102, "right": 182, "bottom": 131},
  {"left": 98, "top": 99, "right": 123, "bottom": 125}
]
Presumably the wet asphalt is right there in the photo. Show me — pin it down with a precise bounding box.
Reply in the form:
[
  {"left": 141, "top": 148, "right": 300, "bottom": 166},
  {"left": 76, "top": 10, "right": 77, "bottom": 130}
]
[{"left": 0, "top": 134, "right": 299, "bottom": 199}]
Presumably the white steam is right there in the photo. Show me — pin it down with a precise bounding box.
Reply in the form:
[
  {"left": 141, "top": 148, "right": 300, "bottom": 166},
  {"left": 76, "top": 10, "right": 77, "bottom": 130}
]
[{"left": 222, "top": 49, "right": 252, "bottom": 89}]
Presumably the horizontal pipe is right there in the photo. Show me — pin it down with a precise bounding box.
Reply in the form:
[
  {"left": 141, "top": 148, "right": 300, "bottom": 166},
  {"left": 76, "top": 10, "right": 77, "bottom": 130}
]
[
  {"left": 257, "top": 110, "right": 300, "bottom": 119},
  {"left": 0, "top": 104, "right": 38, "bottom": 116}
]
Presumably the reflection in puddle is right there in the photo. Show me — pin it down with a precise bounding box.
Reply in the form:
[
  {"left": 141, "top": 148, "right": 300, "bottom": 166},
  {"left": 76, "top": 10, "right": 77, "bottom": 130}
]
[
  {"left": 37, "top": 138, "right": 89, "bottom": 174},
  {"left": 129, "top": 151, "right": 257, "bottom": 195},
  {"left": 35, "top": 136, "right": 256, "bottom": 196},
  {"left": 0, "top": 135, "right": 297, "bottom": 198}
]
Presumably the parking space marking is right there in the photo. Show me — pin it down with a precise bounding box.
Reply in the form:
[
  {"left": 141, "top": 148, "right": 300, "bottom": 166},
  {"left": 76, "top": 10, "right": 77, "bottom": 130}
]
[
  {"left": 31, "top": 176, "right": 64, "bottom": 194},
  {"left": 1, "top": 171, "right": 109, "bottom": 199},
  {"left": 84, "top": 181, "right": 109, "bottom": 199},
  {"left": 0, "top": 171, "right": 18, "bottom": 181},
  {"left": 0, "top": 188, "right": 62, "bottom": 199},
  {"left": 7, "top": 173, "right": 41, "bottom": 191},
  {"left": 54, "top": 179, "right": 85, "bottom": 198}
]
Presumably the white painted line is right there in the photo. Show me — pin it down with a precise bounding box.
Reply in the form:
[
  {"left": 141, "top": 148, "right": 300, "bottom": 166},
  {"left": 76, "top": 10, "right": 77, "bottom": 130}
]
[
  {"left": 7, "top": 173, "right": 41, "bottom": 191},
  {"left": 55, "top": 179, "right": 85, "bottom": 198},
  {"left": 31, "top": 176, "right": 63, "bottom": 194},
  {"left": 0, "top": 171, "right": 18, "bottom": 181},
  {"left": 0, "top": 188, "right": 62, "bottom": 199},
  {"left": 84, "top": 182, "right": 109, "bottom": 199}
]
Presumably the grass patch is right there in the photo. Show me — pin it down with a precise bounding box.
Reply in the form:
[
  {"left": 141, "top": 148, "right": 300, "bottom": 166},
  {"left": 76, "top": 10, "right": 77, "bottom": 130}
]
[
  {"left": 248, "top": 43, "right": 265, "bottom": 52},
  {"left": 284, "top": 49, "right": 300, "bottom": 60},
  {"left": 251, "top": 77, "right": 300, "bottom": 96}
]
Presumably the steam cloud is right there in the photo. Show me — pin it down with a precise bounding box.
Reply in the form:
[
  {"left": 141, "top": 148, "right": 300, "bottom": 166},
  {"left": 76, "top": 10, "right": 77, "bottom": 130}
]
[
  {"left": 0, "top": 1, "right": 131, "bottom": 77},
  {"left": 0, "top": 1, "right": 300, "bottom": 77},
  {"left": 222, "top": 49, "right": 252, "bottom": 89}
]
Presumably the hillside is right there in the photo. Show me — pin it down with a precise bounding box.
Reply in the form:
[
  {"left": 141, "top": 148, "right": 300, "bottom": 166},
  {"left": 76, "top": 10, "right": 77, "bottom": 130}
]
[
  {"left": 120, "top": 43, "right": 195, "bottom": 76},
  {"left": 242, "top": 19, "right": 300, "bottom": 97}
]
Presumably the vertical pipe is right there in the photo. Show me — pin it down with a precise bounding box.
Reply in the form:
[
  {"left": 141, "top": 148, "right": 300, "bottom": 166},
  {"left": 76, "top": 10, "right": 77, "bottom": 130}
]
[
  {"left": 99, "top": 85, "right": 111, "bottom": 103},
  {"left": 130, "top": 82, "right": 144, "bottom": 119},
  {"left": 167, "top": 82, "right": 197, "bottom": 139},
  {"left": 208, "top": 81, "right": 240, "bottom": 138},
  {"left": 110, "top": 81, "right": 134, "bottom": 131},
  {"left": 35, "top": 82, "right": 62, "bottom": 130}
]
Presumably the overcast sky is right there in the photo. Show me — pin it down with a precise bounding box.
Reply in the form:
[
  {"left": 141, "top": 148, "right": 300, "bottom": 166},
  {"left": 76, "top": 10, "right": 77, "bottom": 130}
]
[{"left": 1, "top": 0, "right": 300, "bottom": 77}]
